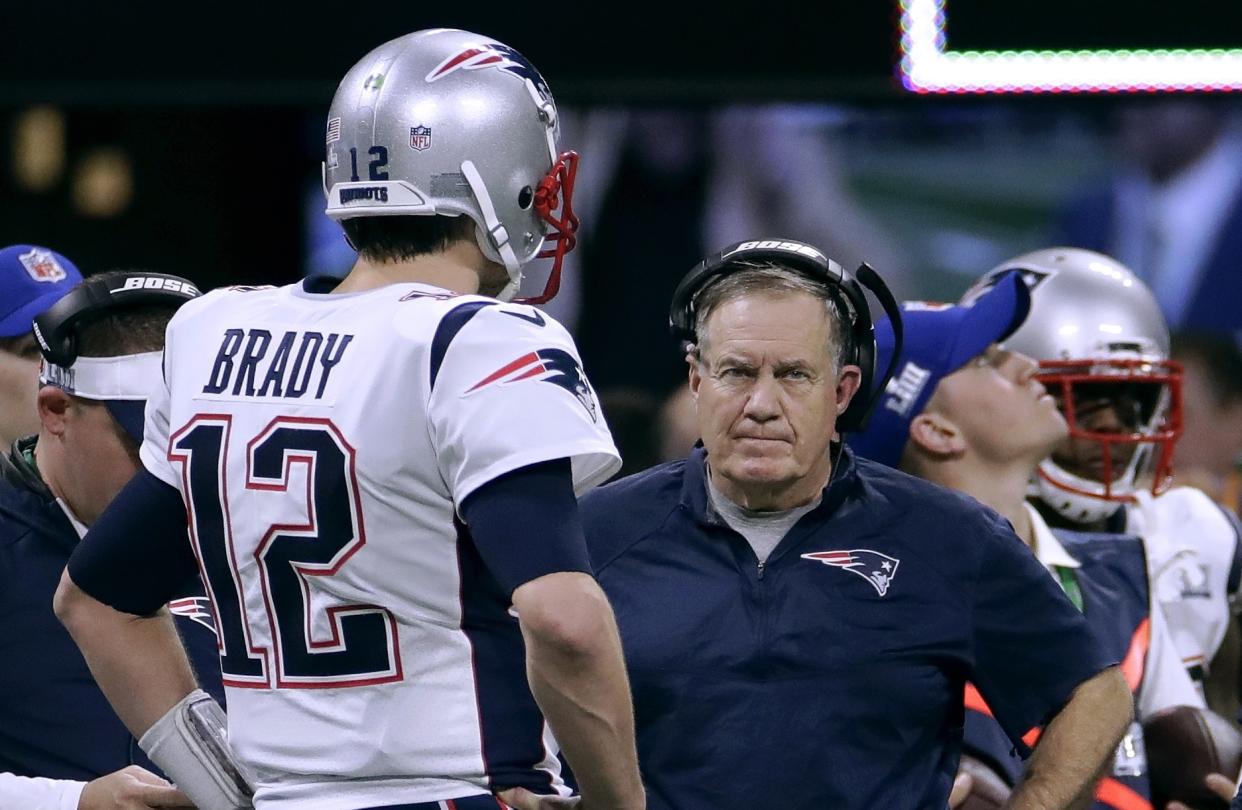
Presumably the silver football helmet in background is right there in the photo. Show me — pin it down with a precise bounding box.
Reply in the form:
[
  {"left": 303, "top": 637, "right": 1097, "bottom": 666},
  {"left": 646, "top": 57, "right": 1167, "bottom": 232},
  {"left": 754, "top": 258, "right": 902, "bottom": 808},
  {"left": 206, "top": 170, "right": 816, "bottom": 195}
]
[
  {"left": 963, "top": 247, "right": 1183, "bottom": 524},
  {"left": 323, "top": 28, "right": 579, "bottom": 303}
]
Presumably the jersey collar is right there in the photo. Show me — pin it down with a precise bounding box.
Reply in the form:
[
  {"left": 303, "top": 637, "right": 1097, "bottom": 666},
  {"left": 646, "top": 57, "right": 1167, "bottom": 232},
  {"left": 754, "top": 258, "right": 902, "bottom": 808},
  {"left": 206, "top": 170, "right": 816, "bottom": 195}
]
[
  {"left": 301, "top": 274, "right": 343, "bottom": 294},
  {"left": 1024, "top": 502, "right": 1082, "bottom": 570}
]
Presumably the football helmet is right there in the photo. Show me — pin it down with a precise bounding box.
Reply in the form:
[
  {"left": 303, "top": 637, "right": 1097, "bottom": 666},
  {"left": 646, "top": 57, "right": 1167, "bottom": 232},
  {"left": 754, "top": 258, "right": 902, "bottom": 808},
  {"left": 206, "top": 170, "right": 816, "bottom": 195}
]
[
  {"left": 963, "top": 247, "right": 1183, "bottom": 523},
  {"left": 323, "top": 28, "right": 579, "bottom": 303}
]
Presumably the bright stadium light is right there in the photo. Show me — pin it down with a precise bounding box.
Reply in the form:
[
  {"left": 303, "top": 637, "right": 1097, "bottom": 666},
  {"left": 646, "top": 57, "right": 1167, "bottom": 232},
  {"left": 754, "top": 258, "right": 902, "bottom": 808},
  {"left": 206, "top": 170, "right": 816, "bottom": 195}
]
[{"left": 899, "top": 0, "right": 1242, "bottom": 93}]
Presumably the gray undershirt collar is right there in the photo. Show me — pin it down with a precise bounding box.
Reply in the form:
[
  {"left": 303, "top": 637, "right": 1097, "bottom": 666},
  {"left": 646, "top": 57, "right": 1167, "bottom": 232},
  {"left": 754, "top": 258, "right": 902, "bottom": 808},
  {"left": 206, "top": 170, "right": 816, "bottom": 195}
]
[{"left": 705, "top": 470, "right": 821, "bottom": 563}]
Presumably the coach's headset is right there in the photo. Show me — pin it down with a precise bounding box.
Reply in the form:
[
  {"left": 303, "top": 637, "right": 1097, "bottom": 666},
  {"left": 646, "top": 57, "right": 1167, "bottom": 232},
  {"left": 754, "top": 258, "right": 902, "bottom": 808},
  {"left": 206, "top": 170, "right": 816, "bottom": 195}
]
[
  {"left": 33, "top": 272, "right": 201, "bottom": 367},
  {"left": 669, "top": 238, "right": 904, "bottom": 434}
]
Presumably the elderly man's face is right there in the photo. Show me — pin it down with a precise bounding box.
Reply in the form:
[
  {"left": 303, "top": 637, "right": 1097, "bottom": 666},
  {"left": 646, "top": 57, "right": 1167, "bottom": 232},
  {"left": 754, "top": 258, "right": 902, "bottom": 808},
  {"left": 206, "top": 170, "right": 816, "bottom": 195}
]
[{"left": 689, "top": 291, "right": 860, "bottom": 508}]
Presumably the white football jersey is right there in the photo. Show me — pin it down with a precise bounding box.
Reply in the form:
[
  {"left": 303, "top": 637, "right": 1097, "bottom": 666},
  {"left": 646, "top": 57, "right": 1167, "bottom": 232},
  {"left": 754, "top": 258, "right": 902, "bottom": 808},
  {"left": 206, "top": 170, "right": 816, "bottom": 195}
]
[
  {"left": 1127, "top": 487, "right": 1242, "bottom": 685},
  {"left": 140, "top": 280, "right": 620, "bottom": 810}
]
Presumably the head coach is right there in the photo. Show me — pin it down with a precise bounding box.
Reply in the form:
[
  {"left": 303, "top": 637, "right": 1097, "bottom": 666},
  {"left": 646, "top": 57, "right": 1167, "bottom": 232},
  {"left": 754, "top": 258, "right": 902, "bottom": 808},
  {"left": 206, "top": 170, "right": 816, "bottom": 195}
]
[{"left": 577, "top": 238, "right": 1134, "bottom": 809}]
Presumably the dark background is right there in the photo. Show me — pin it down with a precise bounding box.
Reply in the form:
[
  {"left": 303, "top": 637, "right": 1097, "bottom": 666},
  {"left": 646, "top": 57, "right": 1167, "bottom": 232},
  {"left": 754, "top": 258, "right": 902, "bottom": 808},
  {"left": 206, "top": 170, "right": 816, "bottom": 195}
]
[
  {"left": 1, "top": 1, "right": 1239, "bottom": 293},
  {"left": 5, "top": 1, "right": 1240, "bottom": 104},
  {"left": 0, "top": 2, "right": 898, "bottom": 105},
  {"left": 948, "top": 0, "right": 1242, "bottom": 51}
]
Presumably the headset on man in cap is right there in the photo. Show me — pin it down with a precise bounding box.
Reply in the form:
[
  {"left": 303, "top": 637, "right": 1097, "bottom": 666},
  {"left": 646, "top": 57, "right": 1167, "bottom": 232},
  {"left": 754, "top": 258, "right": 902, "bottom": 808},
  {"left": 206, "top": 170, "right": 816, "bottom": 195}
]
[{"left": 33, "top": 272, "right": 201, "bottom": 444}]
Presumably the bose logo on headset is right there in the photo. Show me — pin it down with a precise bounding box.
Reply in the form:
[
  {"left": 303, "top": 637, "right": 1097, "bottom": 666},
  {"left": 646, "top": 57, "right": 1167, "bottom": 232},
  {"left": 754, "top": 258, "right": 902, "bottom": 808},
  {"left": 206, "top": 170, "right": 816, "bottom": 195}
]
[
  {"left": 725, "top": 240, "right": 825, "bottom": 261},
  {"left": 114, "top": 277, "right": 201, "bottom": 296},
  {"left": 37, "top": 272, "right": 202, "bottom": 368}
]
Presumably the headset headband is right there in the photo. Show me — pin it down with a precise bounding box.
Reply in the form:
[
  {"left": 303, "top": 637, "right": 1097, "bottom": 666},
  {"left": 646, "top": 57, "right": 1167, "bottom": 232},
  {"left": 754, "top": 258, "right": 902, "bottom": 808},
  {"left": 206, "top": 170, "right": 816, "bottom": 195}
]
[
  {"left": 668, "top": 238, "right": 903, "bottom": 433},
  {"left": 33, "top": 272, "right": 201, "bottom": 367}
]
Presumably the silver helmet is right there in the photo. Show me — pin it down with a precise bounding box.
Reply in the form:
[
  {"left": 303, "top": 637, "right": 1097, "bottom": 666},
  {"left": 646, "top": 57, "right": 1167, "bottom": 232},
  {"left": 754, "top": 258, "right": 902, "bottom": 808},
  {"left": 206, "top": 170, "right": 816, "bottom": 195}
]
[
  {"left": 323, "top": 28, "right": 579, "bottom": 302},
  {"left": 963, "top": 247, "right": 1183, "bottom": 523}
]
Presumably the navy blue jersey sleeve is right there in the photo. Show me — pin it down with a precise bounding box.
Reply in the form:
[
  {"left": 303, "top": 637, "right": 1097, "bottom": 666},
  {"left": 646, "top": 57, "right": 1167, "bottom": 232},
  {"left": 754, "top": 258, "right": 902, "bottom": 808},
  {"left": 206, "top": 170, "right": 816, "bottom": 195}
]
[
  {"left": 969, "top": 513, "right": 1117, "bottom": 752},
  {"left": 460, "top": 458, "right": 592, "bottom": 596},
  {"left": 67, "top": 468, "right": 199, "bottom": 616}
]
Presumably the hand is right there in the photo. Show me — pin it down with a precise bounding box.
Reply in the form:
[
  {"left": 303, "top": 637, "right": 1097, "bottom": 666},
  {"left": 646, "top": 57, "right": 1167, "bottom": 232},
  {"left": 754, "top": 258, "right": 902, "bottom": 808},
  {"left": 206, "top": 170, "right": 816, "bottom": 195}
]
[
  {"left": 79, "top": 765, "right": 195, "bottom": 809},
  {"left": 496, "top": 786, "right": 582, "bottom": 809},
  {"left": 947, "top": 771, "right": 974, "bottom": 809},
  {"left": 1165, "top": 771, "right": 1237, "bottom": 809}
]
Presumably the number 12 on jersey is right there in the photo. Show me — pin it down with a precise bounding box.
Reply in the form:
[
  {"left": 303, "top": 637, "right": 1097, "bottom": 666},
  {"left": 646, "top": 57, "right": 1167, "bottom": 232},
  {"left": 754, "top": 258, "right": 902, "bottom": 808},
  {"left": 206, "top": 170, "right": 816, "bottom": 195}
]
[{"left": 170, "top": 415, "right": 403, "bottom": 689}]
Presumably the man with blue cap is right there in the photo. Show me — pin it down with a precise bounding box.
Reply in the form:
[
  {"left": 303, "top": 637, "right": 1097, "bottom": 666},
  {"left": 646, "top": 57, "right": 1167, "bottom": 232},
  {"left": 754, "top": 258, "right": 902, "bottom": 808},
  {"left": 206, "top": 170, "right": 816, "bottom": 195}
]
[
  {"left": 0, "top": 269, "right": 220, "bottom": 809},
  {"left": 0, "top": 244, "right": 83, "bottom": 448},
  {"left": 849, "top": 272, "right": 1204, "bottom": 809}
]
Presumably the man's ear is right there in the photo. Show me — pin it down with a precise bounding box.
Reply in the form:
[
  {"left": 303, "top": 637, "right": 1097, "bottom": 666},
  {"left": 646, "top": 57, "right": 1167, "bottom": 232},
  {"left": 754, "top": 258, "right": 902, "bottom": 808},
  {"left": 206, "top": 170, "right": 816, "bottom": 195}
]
[
  {"left": 907, "top": 410, "right": 966, "bottom": 458},
  {"left": 36, "top": 386, "right": 72, "bottom": 438},
  {"left": 687, "top": 345, "right": 702, "bottom": 402},
  {"left": 834, "top": 365, "right": 863, "bottom": 416}
]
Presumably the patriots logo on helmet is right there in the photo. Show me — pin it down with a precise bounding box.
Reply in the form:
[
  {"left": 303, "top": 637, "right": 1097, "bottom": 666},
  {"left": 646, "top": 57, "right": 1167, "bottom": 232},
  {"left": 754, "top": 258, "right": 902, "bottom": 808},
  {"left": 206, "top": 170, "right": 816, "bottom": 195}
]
[
  {"left": 425, "top": 42, "right": 551, "bottom": 101},
  {"left": 468, "top": 348, "right": 597, "bottom": 421},
  {"left": 168, "top": 596, "right": 218, "bottom": 636},
  {"left": 961, "top": 267, "right": 1053, "bottom": 306},
  {"left": 801, "top": 549, "right": 900, "bottom": 596}
]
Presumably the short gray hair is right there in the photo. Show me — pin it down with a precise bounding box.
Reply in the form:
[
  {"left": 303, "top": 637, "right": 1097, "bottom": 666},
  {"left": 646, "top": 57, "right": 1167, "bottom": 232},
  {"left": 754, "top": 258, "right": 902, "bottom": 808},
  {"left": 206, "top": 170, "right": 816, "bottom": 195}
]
[{"left": 692, "top": 261, "right": 850, "bottom": 372}]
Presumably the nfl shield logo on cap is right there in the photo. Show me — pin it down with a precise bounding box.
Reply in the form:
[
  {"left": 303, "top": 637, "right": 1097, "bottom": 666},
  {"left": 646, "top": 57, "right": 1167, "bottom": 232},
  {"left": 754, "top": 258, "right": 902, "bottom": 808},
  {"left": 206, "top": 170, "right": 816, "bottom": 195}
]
[{"left": 19, "top": 248, "right": 68, "bottom": 283}]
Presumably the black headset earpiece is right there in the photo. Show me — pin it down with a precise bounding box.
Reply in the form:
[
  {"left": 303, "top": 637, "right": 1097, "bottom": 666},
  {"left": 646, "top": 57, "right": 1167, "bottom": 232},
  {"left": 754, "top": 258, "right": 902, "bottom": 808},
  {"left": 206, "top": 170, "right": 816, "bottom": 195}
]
[
  {"left": 33, "top": 272, "right": 201, "bottom": 367},
  {"left": 668, "top": 238, "right": 903, "bottom": 433}
]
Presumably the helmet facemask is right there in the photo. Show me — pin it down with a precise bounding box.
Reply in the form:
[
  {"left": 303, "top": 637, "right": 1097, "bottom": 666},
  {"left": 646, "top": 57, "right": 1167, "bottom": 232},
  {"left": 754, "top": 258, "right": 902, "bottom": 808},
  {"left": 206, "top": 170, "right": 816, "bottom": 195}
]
[
  {"left": 522, "top": 150, "right": 580, "bottom": 304},
  {"left": 1035, "top": 358, "right": 1183, "bottom": 516}
]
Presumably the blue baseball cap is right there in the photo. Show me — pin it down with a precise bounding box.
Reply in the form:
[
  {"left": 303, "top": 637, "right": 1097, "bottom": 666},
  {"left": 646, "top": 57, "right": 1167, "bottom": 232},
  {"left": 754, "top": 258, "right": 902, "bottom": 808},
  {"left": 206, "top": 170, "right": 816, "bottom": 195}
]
[
  {"left": 848, "top": 271, "right": 1031, "bottom": 468},
  {"left": 0, "top": 245, "right": 83, "bottom": 338}
]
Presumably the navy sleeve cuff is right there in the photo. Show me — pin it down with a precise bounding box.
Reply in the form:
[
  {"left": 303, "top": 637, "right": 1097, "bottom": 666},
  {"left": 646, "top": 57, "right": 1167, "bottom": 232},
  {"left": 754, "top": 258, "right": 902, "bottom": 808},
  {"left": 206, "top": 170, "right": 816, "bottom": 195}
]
[
  {"left": 461, "top": 458, "right": 592, "bottom": 596},
  {"left": 67, "top": 468, "right": 199, "bottom": 616}
]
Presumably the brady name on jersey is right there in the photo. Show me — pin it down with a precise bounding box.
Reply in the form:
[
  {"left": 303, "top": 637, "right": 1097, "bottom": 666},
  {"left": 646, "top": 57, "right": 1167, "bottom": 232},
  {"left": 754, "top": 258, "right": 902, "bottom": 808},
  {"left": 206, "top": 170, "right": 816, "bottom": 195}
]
[{"left": 201, "top": 325, "right": 355, "bottom": 402}]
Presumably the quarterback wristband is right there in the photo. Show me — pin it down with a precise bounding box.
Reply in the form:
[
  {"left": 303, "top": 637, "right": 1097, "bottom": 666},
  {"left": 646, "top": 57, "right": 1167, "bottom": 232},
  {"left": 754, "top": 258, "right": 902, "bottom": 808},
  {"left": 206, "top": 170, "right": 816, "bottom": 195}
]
[{"left": 138, "top": 689, "right": 255, "bottom": 810}]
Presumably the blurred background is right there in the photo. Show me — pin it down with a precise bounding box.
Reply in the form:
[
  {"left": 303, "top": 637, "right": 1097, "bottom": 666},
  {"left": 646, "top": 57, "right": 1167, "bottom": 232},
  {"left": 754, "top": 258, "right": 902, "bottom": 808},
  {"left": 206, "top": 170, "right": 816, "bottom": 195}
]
[{"left": 4, "top": 0, "right": 1242, "bottom": 417}]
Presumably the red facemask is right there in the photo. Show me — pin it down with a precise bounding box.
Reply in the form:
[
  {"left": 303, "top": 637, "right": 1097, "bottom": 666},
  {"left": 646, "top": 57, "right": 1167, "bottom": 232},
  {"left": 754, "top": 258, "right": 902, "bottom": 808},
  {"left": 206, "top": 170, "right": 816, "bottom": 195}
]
[
  {"left": 1036, "top": 358, "right": 1183, "bottom": 500},
  {"left": 516, "top": 151, "right": 581, "bottom": 305}
]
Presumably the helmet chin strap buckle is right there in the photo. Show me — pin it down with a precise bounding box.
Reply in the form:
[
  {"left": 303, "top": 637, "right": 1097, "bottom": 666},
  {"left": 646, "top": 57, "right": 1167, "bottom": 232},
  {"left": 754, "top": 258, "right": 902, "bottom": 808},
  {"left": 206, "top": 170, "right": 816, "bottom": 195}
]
[
  {"left": 488, "top": 222, "right": 511, "bottom": 250},
  {"left": 461, "top": 159, "right": 523, "bottom": 293}
]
